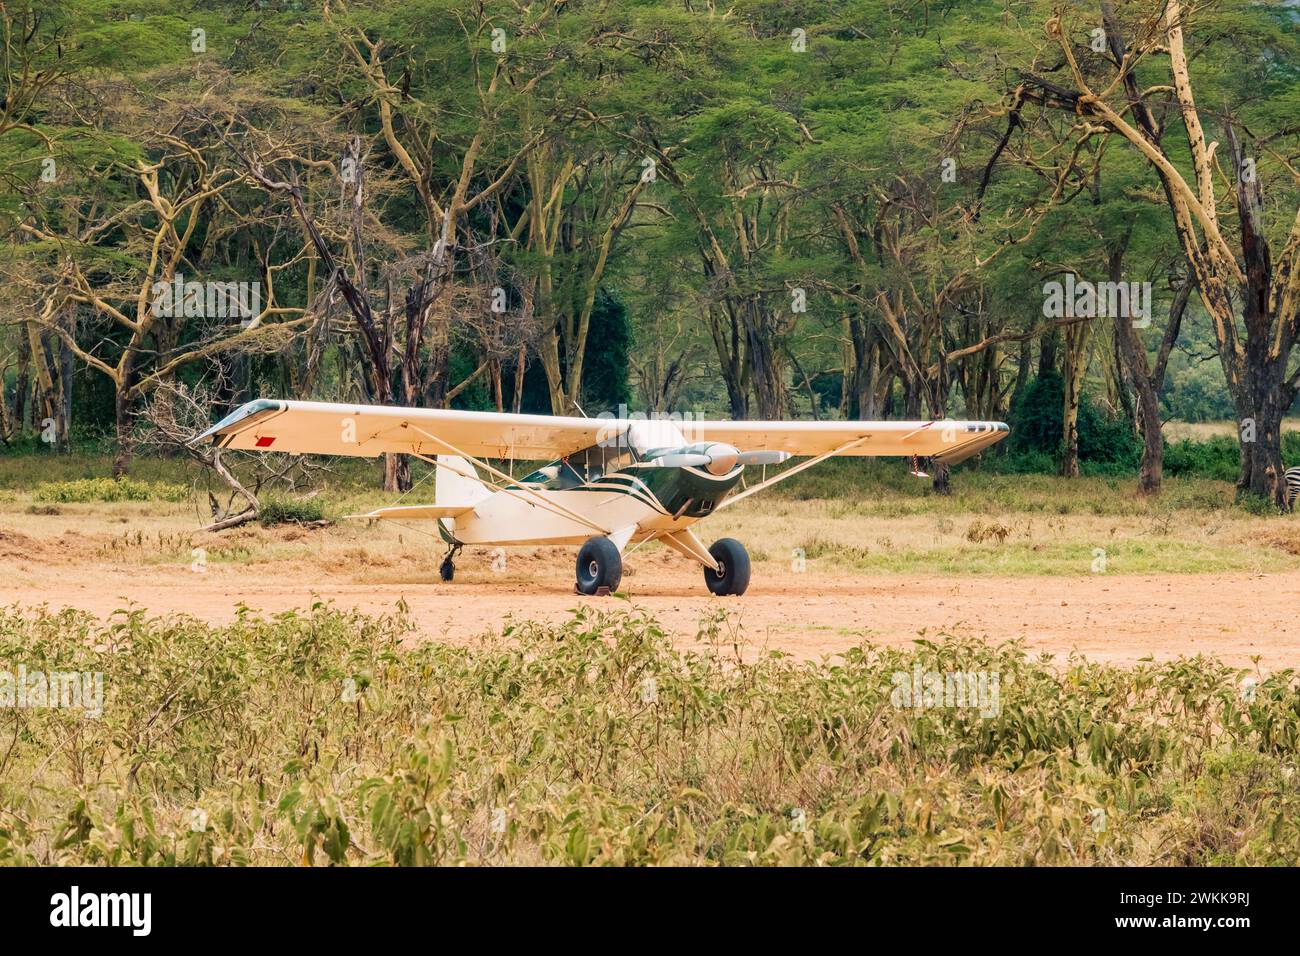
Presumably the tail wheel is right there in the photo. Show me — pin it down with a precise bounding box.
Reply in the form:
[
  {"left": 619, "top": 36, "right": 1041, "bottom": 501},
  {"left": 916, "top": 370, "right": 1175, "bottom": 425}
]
[
  {"left": 705, "top": 538, "right": 750, "bottom": 596},
  {"left": 438, "top": 543, "right": 460, "bottom": 582},
  {"left": 576, "top": 536, "right": 622, "bottom": 595}
]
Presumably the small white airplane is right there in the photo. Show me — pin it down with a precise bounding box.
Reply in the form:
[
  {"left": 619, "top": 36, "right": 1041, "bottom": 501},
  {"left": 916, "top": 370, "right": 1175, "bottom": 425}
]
[{"left": 196, "top": 400, "right": 1008, "bottom": 595}]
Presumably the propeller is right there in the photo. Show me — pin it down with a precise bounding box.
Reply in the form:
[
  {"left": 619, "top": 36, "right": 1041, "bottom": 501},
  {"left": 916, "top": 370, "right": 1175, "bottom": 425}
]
[
  {"left": 734, "top": 450, "right": 791, "bottom": 466},
  {"left": 643, "top": 444, "right": 792, "bottom": 474},
  {"left": 643, "top": 452, "right": 712, "bottom": 468}
]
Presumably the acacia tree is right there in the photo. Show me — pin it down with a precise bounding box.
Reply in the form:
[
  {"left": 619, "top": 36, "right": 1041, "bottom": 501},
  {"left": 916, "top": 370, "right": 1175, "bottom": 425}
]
[
  {"left": 645, "top": 100, "right": 805, "bottom": 420},
  {"left": 0, "top": 1, "right": 86, "bottom": 445},
  {"left": 1018, "top": 0, "right": 1300, "bottom": 504},
  {"left": 19, "top": 103, "right": 311, "bottom": 474},
  {"left": 514, "top": 135, "right": 650, "bottom": 415}
]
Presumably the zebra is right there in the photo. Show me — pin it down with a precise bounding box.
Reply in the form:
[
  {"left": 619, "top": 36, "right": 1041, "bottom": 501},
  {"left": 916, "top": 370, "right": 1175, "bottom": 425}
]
[{"left": 1287, "top": 467, "right": 1300, "bottom": 511}]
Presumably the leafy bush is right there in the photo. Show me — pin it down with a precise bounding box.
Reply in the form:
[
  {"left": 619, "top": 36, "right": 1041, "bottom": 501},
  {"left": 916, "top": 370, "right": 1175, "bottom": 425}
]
[
  {"left": 1165, "top": 436, "right": 1240, "bottom": 480},
  {"left": 1077, "top": 399, "right": 1140, "bottom": 466},
  {"left": 1164, "top": 432, "right": 1300, "bottom": 481},
  {"left": 1, "top": 605, "right": 1297, "bottom": 866},
  {"left": 257, "top": 496, "right": 327, "bottom": 526},
  {"left": 32, "top": 477, "right": 188, "bottom": 503},
  {"left": 993, "top": 450, "right": 1059, "bottom": 475},
  {"left": 1006, "top": 372, "right": 1139, "bottom": 468},
  {"left": 1007, "top": 371, "right": 1065, "bottom": 456}
]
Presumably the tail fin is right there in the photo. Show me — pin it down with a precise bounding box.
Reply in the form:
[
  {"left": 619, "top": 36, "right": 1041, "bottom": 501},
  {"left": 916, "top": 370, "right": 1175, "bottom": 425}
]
[{"left": 435, "top": 455, "right": 492, "bottom": 510}]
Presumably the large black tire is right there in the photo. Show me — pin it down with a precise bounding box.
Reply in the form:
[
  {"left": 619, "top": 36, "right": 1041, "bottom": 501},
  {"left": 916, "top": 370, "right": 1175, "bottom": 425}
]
[
  {"left": 704, "top": 538, "right": 750, "bottom": 596},
  {"left": 576, "top": 536, "right": 622, "bottom": 595}
]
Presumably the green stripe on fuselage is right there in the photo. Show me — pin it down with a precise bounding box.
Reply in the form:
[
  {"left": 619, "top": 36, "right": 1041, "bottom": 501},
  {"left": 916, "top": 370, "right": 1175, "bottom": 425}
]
[{"left": 610, "top": 465, "right": 741, "bottom": 518}]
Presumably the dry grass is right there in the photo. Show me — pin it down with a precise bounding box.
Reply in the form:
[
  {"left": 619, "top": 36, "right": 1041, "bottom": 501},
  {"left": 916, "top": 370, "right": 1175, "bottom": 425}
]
[
  {"left": 1161, "top": 418, "right": 1300, "bottom": 441},
  {"left": 1, "top": 468, "right": 1298, "bottom": 582}
]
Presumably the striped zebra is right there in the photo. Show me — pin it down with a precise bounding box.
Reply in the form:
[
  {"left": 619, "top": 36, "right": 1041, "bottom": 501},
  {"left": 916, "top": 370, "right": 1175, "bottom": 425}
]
[{"left": 1287, "top": 467, "right": 1300, "bottom": 511}]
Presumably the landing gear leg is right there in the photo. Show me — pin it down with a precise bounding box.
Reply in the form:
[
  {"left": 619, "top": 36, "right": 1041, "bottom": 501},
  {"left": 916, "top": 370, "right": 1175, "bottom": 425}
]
[{"left": 439, "top": 543, "right": 462, "bottom": 582}]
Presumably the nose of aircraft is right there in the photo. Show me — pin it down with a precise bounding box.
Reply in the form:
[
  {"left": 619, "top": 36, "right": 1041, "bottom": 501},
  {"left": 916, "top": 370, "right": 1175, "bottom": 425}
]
[{"left": 704, "top": 443, "right": 740, "bottom": 475}]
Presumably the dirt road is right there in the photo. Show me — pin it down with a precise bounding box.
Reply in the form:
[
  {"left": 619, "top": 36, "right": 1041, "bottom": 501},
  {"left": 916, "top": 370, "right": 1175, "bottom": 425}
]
[{"left": 2, "top": 538, "right": 1295, "bottom": 669}]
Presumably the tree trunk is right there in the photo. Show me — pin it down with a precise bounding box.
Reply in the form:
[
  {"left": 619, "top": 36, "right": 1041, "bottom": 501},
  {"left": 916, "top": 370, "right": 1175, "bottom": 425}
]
[
  {"left": 58, "top": 330, "right": 74, "bottom": 452},
  {"left": 1240, "top": 369, "right": 1288, "bottom": 505},
  {"left": 1134, "top": 383, "right": 1163, "bottom": 495},
  {"left": 1038, "top": 326, "right": 1058, "bottom": 376},
  {"left": 931, "top": 461, "right": 951, "bottom": 495},
  {"left": 384, "top": 453, "right": 410, "bottom": 493},
  {"left": 1010, "top": 338, "right": 1031, "bottom": 408},
  {"left": 747, "top": 321, "right": 788, "bottom": 419},
  {"left": 14, "top": 329, "right": 30, "bottom": 432},
  {"left": 1060, "top": 319, "right": 1091, "bottom": 477},
  {"left": 112, "top": 391, "right": 134, "bottom": 477}
]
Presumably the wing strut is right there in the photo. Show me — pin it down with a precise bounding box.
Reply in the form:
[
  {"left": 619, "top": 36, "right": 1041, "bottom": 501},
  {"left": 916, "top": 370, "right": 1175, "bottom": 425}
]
[{"left": 713, "top": 436, "right": 870, "bottom": 512}]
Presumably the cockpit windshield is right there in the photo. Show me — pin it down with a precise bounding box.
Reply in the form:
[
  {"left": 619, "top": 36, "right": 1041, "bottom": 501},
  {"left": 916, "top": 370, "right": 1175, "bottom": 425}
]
[{"left": 626, "top": 418, "right": 689, "bottom": 459}]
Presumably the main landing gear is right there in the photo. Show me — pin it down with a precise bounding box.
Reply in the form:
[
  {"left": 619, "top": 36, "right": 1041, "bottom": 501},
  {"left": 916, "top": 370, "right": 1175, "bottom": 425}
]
[
  {"left": 573, "top": 533, "right": 751, "bottom": 597},
  {"left": 703, "top": 537, "right": 750, "bottom": 596},
  {"left": 575, "top": 535, "right": 623, "bottom": 595}
]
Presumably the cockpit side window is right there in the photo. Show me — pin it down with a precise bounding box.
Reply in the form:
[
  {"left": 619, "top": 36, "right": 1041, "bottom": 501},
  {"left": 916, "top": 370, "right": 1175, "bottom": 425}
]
[{"left": 519, "top": 438, "right": 639, "bottom": 490}]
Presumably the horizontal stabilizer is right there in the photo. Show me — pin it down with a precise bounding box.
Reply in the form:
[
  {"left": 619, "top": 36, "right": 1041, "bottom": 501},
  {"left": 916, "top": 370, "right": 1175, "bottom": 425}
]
[{"left": 345, "top": 504, "right": 476, "bottom": 521}]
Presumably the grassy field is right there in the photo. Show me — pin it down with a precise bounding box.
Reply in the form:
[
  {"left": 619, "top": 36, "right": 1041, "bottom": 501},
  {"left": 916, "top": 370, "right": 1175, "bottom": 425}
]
[
  {"left": 1162, "top": 418, "right": 1300, "bottom": 441},
  {"left": 1, "top": 602, "right": 1296, "bottom": 866}
]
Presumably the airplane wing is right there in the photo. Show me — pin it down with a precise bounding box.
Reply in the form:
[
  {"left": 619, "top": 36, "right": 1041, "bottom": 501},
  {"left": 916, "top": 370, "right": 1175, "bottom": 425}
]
[
  {"left": 196, "top": 399, "right": 1008, "bottom": 466},
  {"left": 689, "top": 420, "right": 1009, "bottom": 465},
  {"left": 193, "top": 399, "right": 622, "bottom": 460}
]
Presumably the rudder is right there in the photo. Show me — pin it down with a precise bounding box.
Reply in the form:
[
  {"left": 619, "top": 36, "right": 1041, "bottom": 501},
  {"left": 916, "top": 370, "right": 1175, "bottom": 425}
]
[{"left": 435, "top": 456, "right": 492, "bottom": 510}]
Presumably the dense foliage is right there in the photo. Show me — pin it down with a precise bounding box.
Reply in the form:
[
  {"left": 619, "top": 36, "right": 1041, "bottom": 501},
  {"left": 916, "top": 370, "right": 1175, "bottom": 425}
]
[
  {"left": 1, "top": 0, "right": 1298, "bottom": 495},
  {"left": 1, "top": 604, "right": 1297, "bottom": 865}
]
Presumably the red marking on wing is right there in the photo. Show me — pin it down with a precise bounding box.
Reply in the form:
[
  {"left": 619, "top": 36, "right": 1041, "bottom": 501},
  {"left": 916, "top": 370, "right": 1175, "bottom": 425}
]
[{"left": 254, "top": 436, "right": 276, "bottom": 448}]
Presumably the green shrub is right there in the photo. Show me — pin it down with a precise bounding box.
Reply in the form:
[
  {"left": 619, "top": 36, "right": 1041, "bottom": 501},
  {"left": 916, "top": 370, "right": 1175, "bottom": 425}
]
[
  {"left": 258, "top": 496, "right": 327, "bottom": 526},
  {"left": 1, "top": 605, "right": 1298, "bottom": 866},
  {"left": 32, "top": 477, "right": 189, "bottom": 503},
  {"left": 1165, "top": 436, "right": 1240, "bottom": 480},
  {"left": 1007, "top": 370, "right": 1065, "bottom": 456},
  {"left": 1006, "top": 372, "right": 1139, "bottom": 468},
  {"left": 993, "top": 450, "right": 1058, "bottom": 474},
  {"left": 1077, "top": 399, "right": 1140, "bottom": 466}
]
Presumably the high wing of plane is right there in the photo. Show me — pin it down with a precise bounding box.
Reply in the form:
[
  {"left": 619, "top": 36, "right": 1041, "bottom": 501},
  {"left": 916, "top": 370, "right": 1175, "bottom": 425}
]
[
  {"left": 195, "top": 398, "right": 1006, "bottom": 464},
  {"left": 196, "top": 399, "right": 1009, "bottom": 596},
  {"left": 195, "top": 398, "right": 610, "bottom": 460}
]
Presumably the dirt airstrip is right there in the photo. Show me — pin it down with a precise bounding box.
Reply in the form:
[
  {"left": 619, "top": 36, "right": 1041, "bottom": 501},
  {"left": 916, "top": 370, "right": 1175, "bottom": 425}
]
[{"left": 1, "top": 523, "right": 1296, "bottom": 670}]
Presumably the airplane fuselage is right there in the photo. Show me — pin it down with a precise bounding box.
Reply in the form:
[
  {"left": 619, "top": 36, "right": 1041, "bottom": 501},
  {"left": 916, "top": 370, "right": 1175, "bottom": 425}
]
[{"left": 441, "top": 462, "right": 744, "bottom": 546}]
